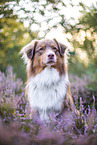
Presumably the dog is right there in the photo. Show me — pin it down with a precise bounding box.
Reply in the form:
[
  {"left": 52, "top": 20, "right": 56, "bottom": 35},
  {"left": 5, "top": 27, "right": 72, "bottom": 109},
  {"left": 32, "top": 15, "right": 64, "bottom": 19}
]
[{"left": 20, "top": 39, "right": 75, "bottom": 121}]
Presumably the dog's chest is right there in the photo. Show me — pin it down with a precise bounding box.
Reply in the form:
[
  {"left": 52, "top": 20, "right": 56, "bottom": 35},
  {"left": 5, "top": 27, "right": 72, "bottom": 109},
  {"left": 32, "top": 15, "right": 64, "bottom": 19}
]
[{"left": 27, "top": 67, "right": 69, "bottom": 111}]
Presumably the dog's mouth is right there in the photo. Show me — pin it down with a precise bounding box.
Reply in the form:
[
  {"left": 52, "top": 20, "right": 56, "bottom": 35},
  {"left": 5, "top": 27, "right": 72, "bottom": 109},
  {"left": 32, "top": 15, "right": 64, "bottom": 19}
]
[
  {"left": 42, "top": 60, "right": 56, "bottom": 66},
  {"left": 46, "top": 60, "right": 56, "bottom": 66},
  {"left": 47, "top": 60, "right": 55, "bottom": 63}
]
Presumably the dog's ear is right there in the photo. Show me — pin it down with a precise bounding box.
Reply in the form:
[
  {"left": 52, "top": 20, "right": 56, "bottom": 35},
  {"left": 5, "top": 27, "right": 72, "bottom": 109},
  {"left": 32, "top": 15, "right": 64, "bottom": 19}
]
[
  {"left": 53, "top": 39, "right": 67, "bottom": 57},
  {"left": 21, "top": 40, "right": 38, "bottom": 59}
]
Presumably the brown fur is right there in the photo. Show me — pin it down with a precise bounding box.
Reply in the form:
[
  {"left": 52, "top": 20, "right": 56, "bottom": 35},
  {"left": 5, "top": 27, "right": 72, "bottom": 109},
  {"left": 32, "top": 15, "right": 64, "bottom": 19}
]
[
  {"left": 21, "top": 39, "right": 75, "bottom": 119},
  {"left": 27, "top": 39, "right": 67, "bottom": 79}
]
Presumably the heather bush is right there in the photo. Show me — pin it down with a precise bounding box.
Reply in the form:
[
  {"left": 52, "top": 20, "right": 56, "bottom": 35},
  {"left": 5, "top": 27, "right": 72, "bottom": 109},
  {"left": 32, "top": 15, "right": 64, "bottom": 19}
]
[
  {"left": 0, "top": 66, "right": 97, "bottom": 145},
  {"left": 70, "top": 74, "right": 97, "bottom": 110},
  {"left": 0, "top": 66, "right": 30, "bottom": 121}
]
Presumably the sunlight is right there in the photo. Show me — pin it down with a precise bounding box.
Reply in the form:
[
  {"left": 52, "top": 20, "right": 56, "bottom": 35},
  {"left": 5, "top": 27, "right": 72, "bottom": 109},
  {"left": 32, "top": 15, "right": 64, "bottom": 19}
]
[
  {"left": 86, "top": 30, "right": 91, "bottom": 40},
  {"left": 45, "top": 26, "right": 73, "bottom": 50},
  {"left": 76, "top": 48, "right": 89, "bottom": 66},
  {"left": 76, "top": 30, "right": 85, "bottom": 45}
]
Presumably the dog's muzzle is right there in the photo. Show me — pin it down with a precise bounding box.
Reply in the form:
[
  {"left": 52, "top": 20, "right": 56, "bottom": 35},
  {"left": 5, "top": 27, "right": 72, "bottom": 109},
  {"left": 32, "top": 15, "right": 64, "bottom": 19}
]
[{"left": 46, "top": 50, "right": 56, "bottom": 65}]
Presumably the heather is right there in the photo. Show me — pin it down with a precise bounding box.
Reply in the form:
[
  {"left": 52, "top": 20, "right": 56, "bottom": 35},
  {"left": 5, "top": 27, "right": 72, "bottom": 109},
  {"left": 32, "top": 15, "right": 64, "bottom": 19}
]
[{"left": 0, "top": 67, "right": 97, "bottom": 145}]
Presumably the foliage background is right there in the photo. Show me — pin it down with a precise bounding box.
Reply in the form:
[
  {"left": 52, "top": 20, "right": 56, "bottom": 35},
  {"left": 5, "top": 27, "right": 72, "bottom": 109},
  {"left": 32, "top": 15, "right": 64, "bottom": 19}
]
[
  {"left": 0, "top": 0, "right": 97, "bottom": 82},
  {"left": 0, "top": 0, "right": 97, "bottom": 144}
]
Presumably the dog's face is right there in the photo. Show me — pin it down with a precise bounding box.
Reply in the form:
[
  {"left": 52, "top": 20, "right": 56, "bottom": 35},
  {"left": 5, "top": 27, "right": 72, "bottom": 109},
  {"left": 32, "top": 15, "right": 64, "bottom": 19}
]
[
  {"left": 35, "top": 40, "right": 58, "bottom": 66},
  {"left": 22, "top": 39, "right": 67, "bottom": 76},
  {"left": 26, "top": 39, "right": 66, "bottom": 65}
]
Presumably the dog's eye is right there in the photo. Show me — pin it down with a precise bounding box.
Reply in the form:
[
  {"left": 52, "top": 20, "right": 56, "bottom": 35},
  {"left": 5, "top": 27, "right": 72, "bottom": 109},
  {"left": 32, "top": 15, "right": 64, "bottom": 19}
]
[
  {"left": 39, "top": 47, "right": 44, "bottom": 51},
  {"left": 53, "top": 47, "right": 57, "bottom": 50}
]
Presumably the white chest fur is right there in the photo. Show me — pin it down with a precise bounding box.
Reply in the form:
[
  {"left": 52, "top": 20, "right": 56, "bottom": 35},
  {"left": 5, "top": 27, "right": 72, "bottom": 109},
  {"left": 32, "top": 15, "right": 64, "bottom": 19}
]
[{"left": 27, "top": 67, "right": 69, "bottom": 120}]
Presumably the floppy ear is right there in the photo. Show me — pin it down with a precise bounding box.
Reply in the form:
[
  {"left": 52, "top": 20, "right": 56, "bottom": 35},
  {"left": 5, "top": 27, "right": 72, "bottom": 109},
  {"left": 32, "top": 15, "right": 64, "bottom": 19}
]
[
  {"left": 21, "top": 40, "right": 38, "bottom": 60},
  {"left": 53, "top": 39, "right": 67, "bottom": 57}
]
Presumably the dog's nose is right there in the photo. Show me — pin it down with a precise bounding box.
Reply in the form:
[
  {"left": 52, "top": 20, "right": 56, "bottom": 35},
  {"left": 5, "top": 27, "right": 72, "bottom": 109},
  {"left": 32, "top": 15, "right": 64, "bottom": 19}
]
[{"left": 48, "top": 53, "right": 54, "bottom": 59}]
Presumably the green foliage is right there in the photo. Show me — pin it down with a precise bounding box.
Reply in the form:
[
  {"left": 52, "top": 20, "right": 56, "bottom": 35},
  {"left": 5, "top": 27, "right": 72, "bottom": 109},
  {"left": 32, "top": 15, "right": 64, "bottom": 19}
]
[
  {"left": 79, "top": 4, "right": 97, "bottom": 31},
  {"left": 0, "top": 18, "right": 28, "bottom": 81},
  {"left": 86, "top": 64, "right": 97, "bottom": 91},
  {"left": 0, "top": 0, "right": 97, "bottom": 80},
  {"left": 66, "top": 2, "right": 97, "bottom": 69},
  {"left": 0, "top": 0, "right": 37, "bottom": 81}
]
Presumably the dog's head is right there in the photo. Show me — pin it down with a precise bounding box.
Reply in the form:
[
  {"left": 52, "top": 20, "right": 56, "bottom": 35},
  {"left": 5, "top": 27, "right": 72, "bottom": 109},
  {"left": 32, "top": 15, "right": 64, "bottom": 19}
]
[{"left": 21, "top": 39, "right": 67, "bottom": 76}]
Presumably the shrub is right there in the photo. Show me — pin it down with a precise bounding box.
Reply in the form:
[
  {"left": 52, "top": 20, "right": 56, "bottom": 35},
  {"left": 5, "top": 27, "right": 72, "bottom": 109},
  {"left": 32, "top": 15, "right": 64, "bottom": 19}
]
[
  {"left": 0, "top": 66, "right": 97, "bottom": 145},
  {"left": 70, "top": 74, "right": 97, "bottom": 110},
  {"left": 0, "top": 66, "right": 30, "bottom": 121}
]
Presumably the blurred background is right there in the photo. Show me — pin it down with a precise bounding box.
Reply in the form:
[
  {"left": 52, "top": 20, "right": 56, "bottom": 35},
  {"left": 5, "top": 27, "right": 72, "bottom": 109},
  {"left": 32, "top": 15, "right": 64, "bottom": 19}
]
[{"left": 0, "top": 0, "right": 97, "bottom": 83}]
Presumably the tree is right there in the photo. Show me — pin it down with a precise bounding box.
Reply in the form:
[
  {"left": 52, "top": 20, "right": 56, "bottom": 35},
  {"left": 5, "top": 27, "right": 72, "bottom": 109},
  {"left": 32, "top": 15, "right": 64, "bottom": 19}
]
[
  {"left": 0, "top": 0, "right": 71, "bottom": 80},
  {"left": 5, "top": 0, "right": 70, "bottom": 35},
  {"left": 8, "top": 0, "right": 97, "bottom": 68},
  {"left": 1, "top": 0, "right": 97, "bottom": 79},
  {"left": 65, "top": 2, "right": 97, "bottom": 69},
  {"left": 0, "top": 0, "right": 37, "bottom": 81}
]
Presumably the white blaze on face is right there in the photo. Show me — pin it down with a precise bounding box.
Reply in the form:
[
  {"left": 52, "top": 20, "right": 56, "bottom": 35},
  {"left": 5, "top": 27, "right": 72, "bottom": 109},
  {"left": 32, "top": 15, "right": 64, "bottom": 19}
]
[{"left": 45, "top": 50, "right": 56, "bottom": 66}]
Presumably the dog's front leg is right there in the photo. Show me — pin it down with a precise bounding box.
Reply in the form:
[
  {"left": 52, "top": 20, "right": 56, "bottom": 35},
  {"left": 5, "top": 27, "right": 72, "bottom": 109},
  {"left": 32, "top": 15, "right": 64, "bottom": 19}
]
[{"left": 39, "top": 109, "right": 49, "bottom": 121}]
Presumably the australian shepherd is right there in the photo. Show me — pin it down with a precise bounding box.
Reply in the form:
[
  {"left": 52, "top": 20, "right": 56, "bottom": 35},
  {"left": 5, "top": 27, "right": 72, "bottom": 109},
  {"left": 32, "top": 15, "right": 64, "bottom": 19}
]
[{"left": 20, "top": 39, "right": 75, "bottom": 121}]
